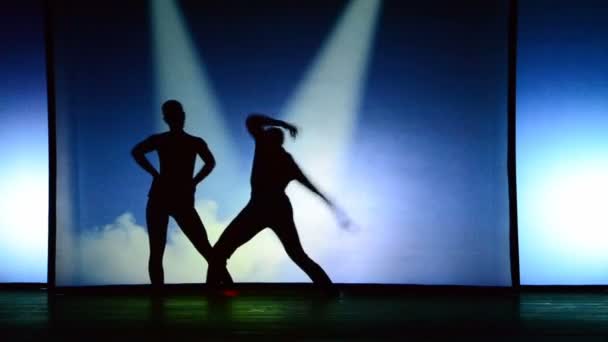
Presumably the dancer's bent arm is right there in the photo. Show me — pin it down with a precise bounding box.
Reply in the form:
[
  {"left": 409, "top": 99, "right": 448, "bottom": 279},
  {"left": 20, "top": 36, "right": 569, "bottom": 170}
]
[
  {"left": 132, "top": 136, "right": 160, "bottom": 178},
  {"left": 193, "top": 140, "right": 216, "bottom": 186},
  {"left": 246, "top": 113, "right": 298, "bottom": 139}
]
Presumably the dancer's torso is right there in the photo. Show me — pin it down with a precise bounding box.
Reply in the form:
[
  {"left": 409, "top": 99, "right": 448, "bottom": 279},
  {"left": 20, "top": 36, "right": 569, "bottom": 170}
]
[
  {"left": 148, "top": 131, "right": 206, "bottom": 203},
  {"left": 250, "top": 140, "right": 297, "bottom": 201}
]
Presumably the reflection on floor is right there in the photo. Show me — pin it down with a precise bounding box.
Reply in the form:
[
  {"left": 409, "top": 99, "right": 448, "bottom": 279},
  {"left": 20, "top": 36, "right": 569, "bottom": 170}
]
[{"left": 1, "top": 286, "right": 608, "bottom": 340}]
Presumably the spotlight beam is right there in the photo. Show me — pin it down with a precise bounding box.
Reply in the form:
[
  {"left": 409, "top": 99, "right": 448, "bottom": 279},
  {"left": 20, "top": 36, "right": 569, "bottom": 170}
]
[
  {"left": 281, "top": 0, "right": 382, "bottom": 189},
  {"left": 151, "top": 0, "right": 239, "bottom": 197},
  {"left": 275, "top": 0, "right": 382, "bottom": 278}
]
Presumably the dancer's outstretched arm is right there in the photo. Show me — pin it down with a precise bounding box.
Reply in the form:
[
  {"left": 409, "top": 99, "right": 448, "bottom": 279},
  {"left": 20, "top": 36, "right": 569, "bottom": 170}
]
[
  {"left": 293, "top": 161, "right": 351, "bottom": 229},
  {"left": 246, "top": 113, "right": 298, "bottom": 139},
  {"left": 294, "top": 164, "right": 334, "bottom": 208}
]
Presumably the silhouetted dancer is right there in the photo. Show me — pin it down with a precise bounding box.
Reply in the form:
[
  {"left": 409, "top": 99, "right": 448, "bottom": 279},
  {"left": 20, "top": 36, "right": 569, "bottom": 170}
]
[
  {"left": 132, "top": 99, "right": 224, "bottom": 290},
  {"left": 208, "top": 114, "right": 349, "bottom": 295}
]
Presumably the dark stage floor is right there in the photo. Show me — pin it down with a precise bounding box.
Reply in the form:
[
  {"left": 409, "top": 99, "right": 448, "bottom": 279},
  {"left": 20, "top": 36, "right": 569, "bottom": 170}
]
[{"left": 1, "top": 286, "right": 608, "bottom": 340}]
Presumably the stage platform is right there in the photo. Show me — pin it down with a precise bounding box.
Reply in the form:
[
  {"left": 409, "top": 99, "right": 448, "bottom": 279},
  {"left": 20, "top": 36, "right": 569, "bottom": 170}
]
[{"left": 1, "top": 285, "right": 607, "bottom": 340}]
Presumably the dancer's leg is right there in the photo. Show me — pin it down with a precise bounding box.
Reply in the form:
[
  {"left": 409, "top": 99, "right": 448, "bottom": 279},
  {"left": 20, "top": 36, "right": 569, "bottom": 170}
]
[
  {"left": 146, "top": 198, "right": 169, "bottom": 288},
  {"left": 272, "top": 204, "right": 332, "bottom": 287},
  {"left": 208, "top": 203, "right": 264, "bottom": 285},
  {"left": 173, "top": 206, "right": 229, "bottom": 283}
]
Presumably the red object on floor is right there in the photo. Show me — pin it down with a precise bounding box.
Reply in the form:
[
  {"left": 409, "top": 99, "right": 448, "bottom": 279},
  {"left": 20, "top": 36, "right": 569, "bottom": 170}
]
[{"left": 222, "top": 289, "right": 239, "bottom": 297}]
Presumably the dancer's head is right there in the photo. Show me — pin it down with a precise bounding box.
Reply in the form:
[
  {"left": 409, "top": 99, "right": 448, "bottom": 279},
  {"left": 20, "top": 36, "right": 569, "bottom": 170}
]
[
  {"left": 265, "top": 127, "right": 285, "bottom": 147},
  {"left": 162, "top": 99, "right": 185, "bottom": 131}
]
